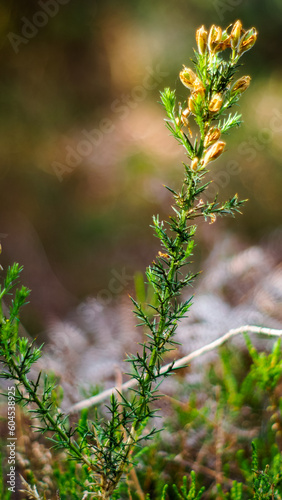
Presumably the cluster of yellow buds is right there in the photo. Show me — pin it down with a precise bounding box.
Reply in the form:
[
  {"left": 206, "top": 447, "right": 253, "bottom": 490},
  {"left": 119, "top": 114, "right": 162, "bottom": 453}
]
[
  {"left": 196, "top": 20, "right": 257, "bottom": 57},
  {"left": 231, "top": 20, "right": 257, "bottom": 55},
  {"left": 179, "top": 21, "right": 256, "bottom": 123},
  {"left": 177, "top": 20, "right": 257, "bottom": 173},
  {"left": 191, "top": 138, "right": 226, "bottom": 169}
]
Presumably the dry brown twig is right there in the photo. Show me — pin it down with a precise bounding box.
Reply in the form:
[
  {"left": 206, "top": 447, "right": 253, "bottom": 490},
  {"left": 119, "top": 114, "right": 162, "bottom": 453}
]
[{"left": 68, "top": 325, "right": 282, "bottom": 414}]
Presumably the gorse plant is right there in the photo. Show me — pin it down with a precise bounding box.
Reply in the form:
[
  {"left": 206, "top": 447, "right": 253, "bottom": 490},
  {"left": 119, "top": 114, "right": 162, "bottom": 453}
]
[{"left": 0, "top": 20, "right": 262, "bottom": 499}]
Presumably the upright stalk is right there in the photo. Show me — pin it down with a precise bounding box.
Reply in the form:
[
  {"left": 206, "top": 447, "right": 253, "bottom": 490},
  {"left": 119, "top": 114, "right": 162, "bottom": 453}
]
[{"left": 0, "top": 20, "right": 257, "bottom": 499}]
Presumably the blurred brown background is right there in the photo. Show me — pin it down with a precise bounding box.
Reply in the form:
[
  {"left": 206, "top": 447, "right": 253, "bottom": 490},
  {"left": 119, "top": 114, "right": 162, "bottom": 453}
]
[{"left": 0, "top": 0, "right": 281, "bottom": 333}]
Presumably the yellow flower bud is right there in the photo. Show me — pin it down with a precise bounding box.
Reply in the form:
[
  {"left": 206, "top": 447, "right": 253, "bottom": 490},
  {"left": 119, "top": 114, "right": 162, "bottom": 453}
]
[
  {"left": 231, "top": 76, "right": 251, "bottom": 95},
  {"left": 208, "top": 93, "right": 224, "bottom": 114},
  {"left": 179, "top": 66, "right": 198, "bottom": 89},
  {"left": 231, "top": 20, "right": 243, "bottom": 49},
  {"left": 188, "top": 84, "right": 205, "bottom": 115},
  {"left": 203, "top": 141, "right": 226, "bottom": 166},
  {"left": 181, "top": 108, "right": 190, "bottom": 126},
  {"left": 272, "top": 422, "right": 280, "bottom": 432},
  {"left": 182, "top": 108, "right": 190, "bottom": 118},
  {"left": 191, "top": 157, "right": 199, "bottom": 171},
  {"left": 209, "top": 214, "right": 217, "bottom": 224},
  {"left": 158, "top": 251, "right": 170, "bottom": 259},
  {"left": 214, "top": 29, "right": 231, "bottom": 53},
  {"left": 176, "top": 108, "right": 190, "bottom": 127},
  {"left": 208, "top": 25, "right": 222, "bottom": 53},
  {"left": 193, "top": 78, "right": 205, "bottom": 97},
  {"left": 238, "top": 28, "right": 258, "bottom": 55},
  {"left": 196, "top": 199, "right": 205, "bottom": 208},
  {"left": 196, "top": 25, "right": 208, "bottom": 55},
  {"left": 204, "top": 127, "right": 221, "bottom": 148}
]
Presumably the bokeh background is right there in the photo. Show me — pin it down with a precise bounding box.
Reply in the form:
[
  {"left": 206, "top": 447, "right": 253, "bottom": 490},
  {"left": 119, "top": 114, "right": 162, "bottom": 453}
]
[{"left": 0, "top": 0, "right": 282, "bottom": 334}]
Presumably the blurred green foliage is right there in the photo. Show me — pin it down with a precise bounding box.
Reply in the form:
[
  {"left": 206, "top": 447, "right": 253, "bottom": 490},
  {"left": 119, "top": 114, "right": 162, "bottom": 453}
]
[{"left": 1, "top": 334, "right": 281, "bottom": 498}]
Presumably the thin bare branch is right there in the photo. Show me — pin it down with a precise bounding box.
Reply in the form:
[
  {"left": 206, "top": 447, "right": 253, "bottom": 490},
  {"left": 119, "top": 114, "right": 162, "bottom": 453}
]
[{"left": 68, "top": 325, "right": 282, "bottom": 413}]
